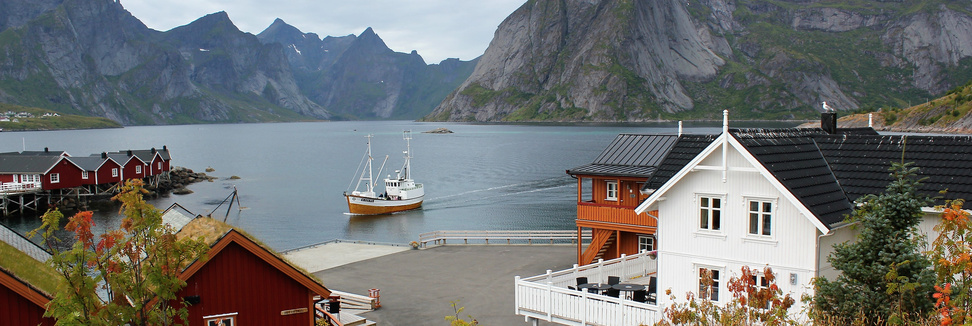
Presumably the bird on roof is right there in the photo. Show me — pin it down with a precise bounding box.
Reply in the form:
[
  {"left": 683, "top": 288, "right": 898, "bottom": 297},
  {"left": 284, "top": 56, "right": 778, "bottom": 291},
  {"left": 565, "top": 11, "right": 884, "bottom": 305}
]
[{"left": 822, "top": 101, "right": 834, "bottom": 112}]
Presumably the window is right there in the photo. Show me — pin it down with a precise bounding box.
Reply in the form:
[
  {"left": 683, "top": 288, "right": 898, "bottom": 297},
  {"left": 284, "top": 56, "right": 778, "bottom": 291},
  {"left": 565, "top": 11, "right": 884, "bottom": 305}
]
[
  {"left": 111, "top": 168, "right": 119, "bottom": 177},
  {"left": 157, "top": 162, "right": 162, "bottom": 169},
  {"left": 699, "top": 268, "right": 720, "bottom": 301},
  {"left": 750, "top": 272, "right": 771, "bottom": 309},
  {"left": 204, "top": 313, "right": 237, "bottom": 326},
  {"left": 748, "top": 200, "right": 773, "bottom": 236},
  {"left": 50, "top": 173, "right": 60, "bottom": 183},
  {"left": 639, "top": 235, "right": 655, "bottom": 252},
  {"left": 81, "top": 171, "right": 89, "bottom": 179},
  {"left": 606, "top": 181, "right": 618, "bottom": 201},
  {"left": 699, "top": 196, "right": 722, "bottom": 231},
  {"left": 135, "top": 165, "right": 142, "bottom": 174}
]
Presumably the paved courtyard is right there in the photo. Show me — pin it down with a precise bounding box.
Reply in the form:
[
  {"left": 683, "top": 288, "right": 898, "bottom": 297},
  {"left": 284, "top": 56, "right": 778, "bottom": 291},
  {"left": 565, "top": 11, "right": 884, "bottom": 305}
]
[{"left": 311, "top": 245, "right": 576, "bottom": 326}]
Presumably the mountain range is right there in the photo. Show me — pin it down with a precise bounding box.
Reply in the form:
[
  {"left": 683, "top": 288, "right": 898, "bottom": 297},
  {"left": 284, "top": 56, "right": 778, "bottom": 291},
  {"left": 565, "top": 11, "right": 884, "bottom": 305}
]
[
  {"left": 0, "top": 0, "right": 475, "bottom": 125},
  {"left": 427, "top": 0, "right": 972, "bottom": 122}
]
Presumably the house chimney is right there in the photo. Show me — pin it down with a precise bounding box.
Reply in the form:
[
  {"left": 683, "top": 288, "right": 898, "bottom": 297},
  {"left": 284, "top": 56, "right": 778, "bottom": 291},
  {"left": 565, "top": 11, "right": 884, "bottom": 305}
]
[
  {"left": 44, "top": 147, "right": 49, "bottom": 153},
  {"left": 163, "top": 145, "right": 167, "bottom": 151},
  {"left": 101, "top": 152, "right": 107, "bottom": 159},
  {"left": 127, "top": 150, "right": 132, "bottom": 156},
  {"left": 821, "top": 111, "right": 837, "bottom": 134},
  {"left": 152, "top": 147, "right": 156, "bottom": 154}
]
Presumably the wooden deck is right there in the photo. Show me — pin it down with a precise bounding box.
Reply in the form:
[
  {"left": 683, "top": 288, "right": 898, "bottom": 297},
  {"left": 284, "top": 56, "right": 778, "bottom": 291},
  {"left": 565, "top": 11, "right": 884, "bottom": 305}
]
[{"left": 419, "top": 229, "right": 591, "bottom": 247}]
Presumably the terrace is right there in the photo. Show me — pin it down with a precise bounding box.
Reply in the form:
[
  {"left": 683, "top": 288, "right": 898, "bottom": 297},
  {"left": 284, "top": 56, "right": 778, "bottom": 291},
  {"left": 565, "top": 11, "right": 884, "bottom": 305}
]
[{"left": 514, "top": 250, "right": 661, "bottom": 326}]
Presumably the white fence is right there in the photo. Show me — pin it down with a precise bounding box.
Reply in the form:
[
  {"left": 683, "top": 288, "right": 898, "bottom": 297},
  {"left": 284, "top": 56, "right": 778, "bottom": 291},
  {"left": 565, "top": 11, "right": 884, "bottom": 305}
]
[
  {"left": 418, "top": 230, "right": 590, "bottom": 246},
  {"left": 0, "top": 182, "right": 40, "bottom": 194},
  {"left": 515, "top": 251, "right": 660, "bottom": 326}
]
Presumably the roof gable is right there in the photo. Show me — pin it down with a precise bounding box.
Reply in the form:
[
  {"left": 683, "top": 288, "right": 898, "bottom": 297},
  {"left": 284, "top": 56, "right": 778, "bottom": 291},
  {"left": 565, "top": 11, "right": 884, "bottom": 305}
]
[{"left": 179, "top": 220, "right": 329, "bottom": 298}]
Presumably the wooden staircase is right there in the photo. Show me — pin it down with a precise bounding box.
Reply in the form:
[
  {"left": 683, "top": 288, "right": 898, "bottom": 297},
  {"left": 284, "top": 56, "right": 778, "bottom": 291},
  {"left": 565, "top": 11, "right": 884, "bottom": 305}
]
[{"left": 580, "top": 229, "right": 616, "bottom": 265}]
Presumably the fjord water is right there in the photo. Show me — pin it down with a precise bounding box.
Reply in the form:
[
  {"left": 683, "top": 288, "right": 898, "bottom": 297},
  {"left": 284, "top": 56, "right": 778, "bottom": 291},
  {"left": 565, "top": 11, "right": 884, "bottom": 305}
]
[{"left": 0, "top": 121, "right": 778, "bottom": 250}]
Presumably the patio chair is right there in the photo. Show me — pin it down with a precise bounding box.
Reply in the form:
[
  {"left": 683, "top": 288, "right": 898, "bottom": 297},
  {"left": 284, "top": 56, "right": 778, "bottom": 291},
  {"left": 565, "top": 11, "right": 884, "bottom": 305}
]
[
  {"left": 647, "top": 276, "right": 657, "bottom": 304},
  {"left": 576, "top": 277, "right": 588, "bottom": 286},
  {"left": 606, "top": 288, "right": 620, "bottom": 298},
  {"left": 607, "top": 276, "right": 620, "bottom": 285},
  {"left": 632, "top": 289, "right": 648, "bottom": 303}
]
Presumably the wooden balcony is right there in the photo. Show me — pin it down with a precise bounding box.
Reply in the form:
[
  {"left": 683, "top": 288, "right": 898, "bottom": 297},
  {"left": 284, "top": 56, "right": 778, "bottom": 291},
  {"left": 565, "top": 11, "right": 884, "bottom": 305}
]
[{"left": 577, "top": 203, "right": 657, "bottom": 228}]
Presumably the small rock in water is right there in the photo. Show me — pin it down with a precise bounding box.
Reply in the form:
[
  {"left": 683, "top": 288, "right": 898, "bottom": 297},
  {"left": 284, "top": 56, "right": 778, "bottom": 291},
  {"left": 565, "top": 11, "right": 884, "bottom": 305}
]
[
  {"left": 229, "top": 175, "right": 241, "bottom": 180},
  {"left": 205, "top": 167, "right": 215, "bottom": 172},
  {"left": 173, "top": 187, "right": 194, "bottom": 195},
  {"left": 423, "top": 128, "right": 453, "bottom": 134}
]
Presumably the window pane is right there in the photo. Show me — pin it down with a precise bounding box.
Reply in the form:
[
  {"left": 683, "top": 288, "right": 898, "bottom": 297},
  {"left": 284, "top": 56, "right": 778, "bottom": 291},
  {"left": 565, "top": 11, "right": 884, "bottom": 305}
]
[
  {"left": 712, "top": 198, "right": 721, "bottom": 208},
  {"left": 750, "top": 201, "right": 758, "bottom": 211},
  {"left": 763, "top": 202, "right": 772, "bottom": 212},
  {"left": 750, "top": 213, "right": 759, "bottom": 234},
  {"left": 712, "top": 210, "right": 720, "bottom": 230},
  {"left": 701, "top": 197, "right": 709, "bottom": 207},
  {"left": 763, "top": 214, "right": 772, "bottom": 235},
  {"left": 700, "top": 210, "right": 709, "bottom": 229}
]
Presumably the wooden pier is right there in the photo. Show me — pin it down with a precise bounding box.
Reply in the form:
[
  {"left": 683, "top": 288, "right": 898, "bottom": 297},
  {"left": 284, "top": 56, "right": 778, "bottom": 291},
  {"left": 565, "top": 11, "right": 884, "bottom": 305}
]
[{"left": 418, "top": 230, "right": 592, "bottom": 247}]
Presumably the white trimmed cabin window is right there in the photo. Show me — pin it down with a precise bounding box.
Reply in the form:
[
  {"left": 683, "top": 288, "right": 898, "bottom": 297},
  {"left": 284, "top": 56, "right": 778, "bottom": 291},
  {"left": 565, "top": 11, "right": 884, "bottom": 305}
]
[
  {"left": 81, "top": 171, "right": 88, "bottom": 179},
  {"left": 112, "top": 168, "right": 119, "bottom": 177},
  {"left": 606, "top": 181, "right": 618, "bottom": 201},
  {"left": 638, "top": 235, "right": 655, "bottom": 252},
  {"left": 50, "top": 173, "right": 60, "bottom": 184},
  {"left": 747, "top": 199, "right": 774, "bottom": 237},
  {"left": 204, "top": 313, "right": 237, "bottom": 326},
  {"left": 157, "top": 162, "right": 162, "bottom": 169},
  {"left": 698, "top": 196, "right": 723, "bottom": 231},
  {"left": 135, "top": 165, "right": 142, "bottom": 174}
]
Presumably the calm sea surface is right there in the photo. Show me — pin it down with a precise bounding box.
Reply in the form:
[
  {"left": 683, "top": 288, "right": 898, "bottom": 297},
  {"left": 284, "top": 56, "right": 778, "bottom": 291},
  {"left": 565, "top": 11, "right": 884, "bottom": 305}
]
[{"left": 0, "top": 121, "right": 795, "bottom": 251}]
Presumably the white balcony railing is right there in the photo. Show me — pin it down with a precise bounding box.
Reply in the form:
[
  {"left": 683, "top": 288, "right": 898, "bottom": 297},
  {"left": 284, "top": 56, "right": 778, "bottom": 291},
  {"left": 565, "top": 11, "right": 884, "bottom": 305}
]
[
  {"left": 515, "top": 251, "right": 660, "bottom": 326},
  {"left": 0, "top": 182, "right": 41, "bottom": 194}
]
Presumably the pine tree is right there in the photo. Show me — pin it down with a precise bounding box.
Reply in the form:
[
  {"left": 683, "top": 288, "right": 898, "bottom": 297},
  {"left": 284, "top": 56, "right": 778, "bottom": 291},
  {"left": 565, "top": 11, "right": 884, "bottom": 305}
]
[{"left": 813, "top": 162, "right": 936, "bottom": 323}]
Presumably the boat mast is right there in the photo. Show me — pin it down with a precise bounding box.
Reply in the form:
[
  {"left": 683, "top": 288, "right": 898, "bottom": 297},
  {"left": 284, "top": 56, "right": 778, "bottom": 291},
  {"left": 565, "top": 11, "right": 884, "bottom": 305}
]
[
  {"left": 356, "top": 134, "right": 375, "bottom": 194},
  {"left": 402, "top": 130, "right": 412, "bottom": 180}
]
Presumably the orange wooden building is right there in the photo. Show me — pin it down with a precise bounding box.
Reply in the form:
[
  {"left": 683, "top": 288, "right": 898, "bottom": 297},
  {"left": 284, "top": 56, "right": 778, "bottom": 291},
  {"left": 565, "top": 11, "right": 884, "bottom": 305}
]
[{"left": 567, "top": 133, "right": 715, "bottom": 265}]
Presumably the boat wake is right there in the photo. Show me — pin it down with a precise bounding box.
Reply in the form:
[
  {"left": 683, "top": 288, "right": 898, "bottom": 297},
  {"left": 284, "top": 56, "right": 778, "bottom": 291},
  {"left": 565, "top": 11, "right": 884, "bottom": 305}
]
[{"left": 422, "top": 177, "right": 573, "bottom": 211}]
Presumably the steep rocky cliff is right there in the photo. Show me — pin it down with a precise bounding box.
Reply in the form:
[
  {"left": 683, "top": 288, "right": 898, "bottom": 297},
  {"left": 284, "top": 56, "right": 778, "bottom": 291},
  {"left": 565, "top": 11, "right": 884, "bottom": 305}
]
[
  {"left": 0, "top": 0, "right": 328, "bottom": 125},
  {"left": 427, "top": 0, "right": 972, "bottom": 122},
  {"left": 257, "top": 21, "right": 477, "bottom": 120}
]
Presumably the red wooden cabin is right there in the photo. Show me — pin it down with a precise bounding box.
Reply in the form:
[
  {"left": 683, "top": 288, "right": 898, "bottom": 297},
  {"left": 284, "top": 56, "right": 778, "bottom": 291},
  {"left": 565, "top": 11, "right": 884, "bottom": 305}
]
[
  {"left": 0, "top": 228, "right": 57, "bottom": 326},
  {"left": 175, "top": 218, "right": 331, "bottom": 326},
  {"left": 107, "top": 152, "right": 147, "bottom": 180}
]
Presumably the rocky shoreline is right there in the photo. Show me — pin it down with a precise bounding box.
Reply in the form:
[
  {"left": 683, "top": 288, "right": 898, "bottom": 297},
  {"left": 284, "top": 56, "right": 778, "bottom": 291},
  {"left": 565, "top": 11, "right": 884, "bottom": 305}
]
[{"left": 60, "top": 166, "right": 217, "bottom": 212}]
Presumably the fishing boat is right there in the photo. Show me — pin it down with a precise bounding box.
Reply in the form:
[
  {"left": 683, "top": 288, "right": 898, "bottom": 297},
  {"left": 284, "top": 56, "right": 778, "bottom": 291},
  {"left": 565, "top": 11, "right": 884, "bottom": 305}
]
[{"left": 344, "top": 131, "right": 424, "bottom": 215}]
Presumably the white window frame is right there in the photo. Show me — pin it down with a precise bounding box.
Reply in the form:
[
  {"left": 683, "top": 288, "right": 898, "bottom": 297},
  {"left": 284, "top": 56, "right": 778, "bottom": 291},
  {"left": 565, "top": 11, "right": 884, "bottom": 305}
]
[
  {"left": 749, "top": 268, "right": 772, "bottom": 309},
  {"left": 112, "top": 168, "right": 119, "bottom": 177},
  {"left": 157, "top": 162, "right": 162, "bottom": 169},
  {"left": 745, "top": 197, "right": 777, "bottom": 238},
  {"left": 697, "top": 194, "right": 724, "bottom": 232},
  {"left": 50, "top": 173, "right": 60, "bottom": 184},
  {"left": 135, "top": 165, "right": 142, "bottom": 174},
  {"left": 696, "top": 265, "right": 723, "bottom": 302},
  {"left": 638, "top": 235, "right": 655, "bottom": 252},
  {"left": 203, "top": 312, "right": 237, "bottom": 326},
  {"left": 81, "top": 171, "right": 89, "bottom": 179},
  {"left": 605, "top": 180, "right": 618, "bottom": 201}
]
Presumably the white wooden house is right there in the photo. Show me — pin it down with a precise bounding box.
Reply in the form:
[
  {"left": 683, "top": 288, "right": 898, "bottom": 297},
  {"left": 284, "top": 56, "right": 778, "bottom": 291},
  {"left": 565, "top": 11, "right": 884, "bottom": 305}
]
[
  {"left": 634, "top": 111, "right": 972, "bottom": 316},
  {"left": 516, "top": 111, "right": 972, "bottom": 325}
]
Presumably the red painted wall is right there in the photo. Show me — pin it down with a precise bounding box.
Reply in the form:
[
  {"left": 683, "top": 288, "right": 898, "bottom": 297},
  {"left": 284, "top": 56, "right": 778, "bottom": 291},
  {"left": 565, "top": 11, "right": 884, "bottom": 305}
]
[
  {"left": 0, "top": 282, "right": 55, "bottom": 326},
  {"left": 122, "top": 159, "right": 145, "bottom": 180},
  {"left": 0, "top": 174, "right": 14, "bottom": 183},
  {"left": 96, "top": 161, "right": 123, "bottom": 185},
  {"left": 177, "top": 242, "right": 315, "bottom": 326},
  {"left": 42, "top": 159, "right": 84, "bottom": 190}
]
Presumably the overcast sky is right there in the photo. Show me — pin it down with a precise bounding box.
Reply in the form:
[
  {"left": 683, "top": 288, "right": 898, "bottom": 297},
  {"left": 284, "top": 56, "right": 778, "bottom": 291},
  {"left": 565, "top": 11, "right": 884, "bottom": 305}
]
[{"left": 121, "top": 0, "right": 526, "bottom": 64}]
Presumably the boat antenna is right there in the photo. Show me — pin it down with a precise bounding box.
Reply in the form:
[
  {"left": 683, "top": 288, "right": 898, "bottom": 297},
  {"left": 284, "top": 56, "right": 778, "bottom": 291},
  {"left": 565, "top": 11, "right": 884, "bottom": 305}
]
[{"left": 402, "top": 130, "right": 412, "bottom": 179}]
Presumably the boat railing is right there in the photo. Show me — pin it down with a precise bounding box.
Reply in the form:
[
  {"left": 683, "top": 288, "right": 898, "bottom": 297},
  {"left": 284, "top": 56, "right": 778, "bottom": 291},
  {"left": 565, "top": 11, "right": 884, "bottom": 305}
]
[{"left": 418, "top": 230, "right": 590, "bottom": 247}]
